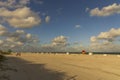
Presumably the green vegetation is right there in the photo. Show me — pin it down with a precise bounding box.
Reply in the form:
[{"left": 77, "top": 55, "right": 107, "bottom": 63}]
[
  {"left": 0, "top": 54, "right": 9, "bottom": 80},
  {"left": 0, "top": 49, "right": 12, "bottom": 55},
  {"left": 0, "top": 54, "right": 5, "bottom": 62},
  {"left": 0, "top": 50, "right": 17, "bottom": 80}
]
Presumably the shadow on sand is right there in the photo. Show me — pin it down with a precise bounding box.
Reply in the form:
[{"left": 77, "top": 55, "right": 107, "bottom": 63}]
[{"left": 4, "top": 56, "right": 70, "bottom": 80}]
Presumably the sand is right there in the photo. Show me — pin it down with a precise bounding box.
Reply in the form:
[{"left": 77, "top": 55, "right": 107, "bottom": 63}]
[{"left": 2, "top": 53, "right": 120, "bottom": 80}]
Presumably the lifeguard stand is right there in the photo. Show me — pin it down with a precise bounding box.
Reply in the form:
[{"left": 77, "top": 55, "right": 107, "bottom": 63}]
[{"left": 82, "top": 50, "right": 86, "bottom": 54}]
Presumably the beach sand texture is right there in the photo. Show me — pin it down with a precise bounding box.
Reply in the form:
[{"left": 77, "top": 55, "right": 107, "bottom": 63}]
[{"left": 3, "top": 53, "right": 120, "bottom": 80}]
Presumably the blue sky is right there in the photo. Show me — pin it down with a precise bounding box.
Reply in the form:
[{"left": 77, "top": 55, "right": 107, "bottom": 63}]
[{"left": 0, "top": 0, "right": 120, "bottom": 52}]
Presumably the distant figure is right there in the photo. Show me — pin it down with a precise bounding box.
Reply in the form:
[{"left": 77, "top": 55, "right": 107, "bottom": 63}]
[
  {"left": 82, "top": 50, "right": 86, "bottom": 54},
  {"left": 16, "top": 52, "right": 21, "bottom": 56}
]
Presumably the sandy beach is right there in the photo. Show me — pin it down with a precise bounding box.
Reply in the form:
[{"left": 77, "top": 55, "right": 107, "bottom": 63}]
[{"left": 2, "top": 53, "right": 120, "bottom": 80}]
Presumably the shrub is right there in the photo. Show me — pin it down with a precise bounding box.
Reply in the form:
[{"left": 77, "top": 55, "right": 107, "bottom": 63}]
[
  {"left": 0, "top": 49, "right": 12, "bottom": 55},
  {"left": 0, "top": 55, "right": 5, "bottom": 62}
]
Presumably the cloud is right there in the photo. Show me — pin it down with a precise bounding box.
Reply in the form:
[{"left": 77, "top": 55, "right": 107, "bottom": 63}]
[
  {"left": 0, "top": 25, "right": 40, "bottom": 49},
  {"left": 0, "top": 7, "right": 41, "bottom": 28},
  {"left": 0, "top": 40, "right": 4, "bottom": 45},
  {"left": 85, "top": 7, "right": 90, "bottom": 12},
  {"left": 16, "top": 41, "right": 24, "bottom": 46},
  {"left": 75, "top": 25, "right": 81, "bottom": 28},
  {"left": 56, "top": 8, "right": 63, "bottom": 15},
  {"left": 40, "top": 35, "right": 69, "bottom": 52},
  {"left": 0, "top": 0, "right": 30, "bottom": 9},
  {"left": 0, "top": 0, "right": 45, "bottom": 51},
  {"left": 32, "top": 0, "right": 44, "bottom": 5},
  {"left": 45, "top": 16, "right": 50, "bottom": 23},
  {"left": 90, "top": 3, "right": 120, "bottom": 16},
  {"left": 26, "top": 33, "right": 32, "bottom": 39},
  {"left": 40, "top": 36, "right": 87, "bottom": 52},
  {"left": 90, "top": 36, "right": 97, "bottom": 42},
  {"left": 90, "top": 28, "right": 120, "bottom": 42},
  {"left": 51, "top": 35, "right": 68, "bottom": 47},
  {"left": 0, "top": 24, "right": 7, "bottom": 31},
  {"left": 0, "top": 24, "right": 8, "bottom": 36},
  {"left": 16, "top": 30, "right": 25, "bottom": 34},
  {"left": 90, "top": 28, "right": 120, "bottom": 52},
  {"left": 97, "top": 28, "right": 120, "bottom": 41},
  {"left": 89, "top": 41, "right": 120, "bottom": 52}
]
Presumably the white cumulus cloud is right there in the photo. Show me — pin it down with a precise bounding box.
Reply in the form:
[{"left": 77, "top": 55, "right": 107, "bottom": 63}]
[
  {"left": 16, "top": 30, "right": 25, "bottom": 34},
  {"left": 0, "top": 24, "right": 8, "bottom": 36},
  {"left": 0, "top": 25, "right": 40, "bottom": 49},
  {"left": 0, "top": 7, "right": 41, "bottom": 28},
  {"left": 75, "top": 25, "right": 81, "bottom": 28},
  {"left": 90, "top": 3, "right": 120, "bottom": 16},
  {"left": 45, "top": 16, "right": 50, "bottom": 23},
  {"left": 0, "top": 24, "right": 7, "bottom": 31},
  {"left": 0, "top": 40, "right": 4, "bottom": 45},
  {"left": 52, "top": 35, "right": 68, "bottom": 47},
  {"left": 90, "top": 36, "right": 97, "bottom": 42},
  {"left": 0, "top": 0, "right": 30, "bottom": 9},
  {"left": 26, "top": 33, "right": 32, "bottom": 39},
  {"left": 98, "top": 28, "right": 120, "bottom": 41},
  {"left": 40, "top": 35, "right": 69, "bottom": 52},
  {"left": 90, "top": 28, "right": 120, "bottom": 52}
]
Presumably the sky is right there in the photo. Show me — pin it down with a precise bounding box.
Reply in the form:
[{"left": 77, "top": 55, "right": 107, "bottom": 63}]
[{"left": 0, "top": 0, "right": 120, "bottom": 52}]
